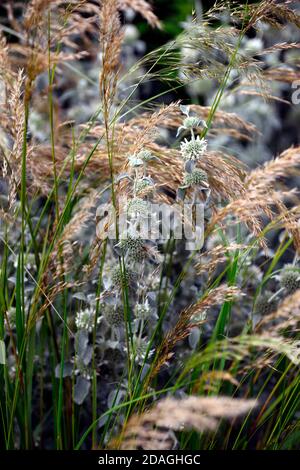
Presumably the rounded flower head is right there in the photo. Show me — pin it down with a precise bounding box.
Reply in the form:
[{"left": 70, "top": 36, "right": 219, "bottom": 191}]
[
  {"left": 135, "top": 177, "right": 154, "bottom": 195},
  {"left": 130, "top": 337, "right": 154, "bottom": 364},
  {"left": 117, "top": 235, "right": 147, "bottom": 262},
  {"left": 128, "top": 150, "right": 156, "bottom": 167},
  {"left": 103, "top": 305, "right": 124, "bottom": 328},
  {"left": 128, "top": 155, "right": 143, "bottom": 167},
  {"left": 75, "top": 308, "right": 99, "bottom": 332},
  {"left": 280, "top": 265, "right": 300, "bottom": 294},
  {"left": 176, "top": 105, "right": 207, "bottom": 137},
  {"left": 183, "top": 116, "right": 203, "bottom": 129},
  {"left": 127, "top": 197, "right": 149, "bottom": 218},
  {"left": 180, "top": 136, "right": 207, "bottom": 161},
  {"left": 111, "top": 265, "right": 136, "bottom": 290},
  {"left": 254, "top": 291, "right": 277, "bottom": 317},
  {"left": 183, "top": 169, "right": 208, "bottom": 188},
  {"left": 136, "top": 149, "right": 153, "bottom": 162},
  {"left": 135, "top": 299, "right": 151, "bottom": 319}
]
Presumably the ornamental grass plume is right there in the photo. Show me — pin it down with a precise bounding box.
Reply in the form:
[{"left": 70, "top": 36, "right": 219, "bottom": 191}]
[
  {"left": 118, "top": 396, "right": 257, "bottom": 450},
  {"left": 147, "top": 285, "right": 240, "bottom": 384},
  {"left": 255, "top": 288, "right": 300, "bottom": 335}
]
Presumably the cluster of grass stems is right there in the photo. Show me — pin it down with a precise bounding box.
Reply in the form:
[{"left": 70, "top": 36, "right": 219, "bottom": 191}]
[{"left": 0, "top": 0, "right": 300, "bottom": 450}]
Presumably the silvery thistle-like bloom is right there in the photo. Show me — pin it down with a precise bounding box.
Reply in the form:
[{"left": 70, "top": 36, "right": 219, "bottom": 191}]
[
  {"left": 116, "top": 234, "right": 147, "bottom": 262},
  {"left": 177, "top": 116, "right": 207, "bottom": 137},
  {"left": 111, "top": 265, "right": 136, "bottom": 290},
  {"left": 128, "top": 150, "right": 158, "bottom": 168},
  {"left": 127, "top": 337, "right": 154, "bottom": 364},
  {"left": 103, "top": 305, "right": 124, "bottom": 328},
  {"left": 135, "top": 177, "right": 154, "bottom": 195},
  {"left": 135, "top": 299, "right": 151, "bottom": 319},
  {"left": 127, "top": 197, "right": 150, "bottom": 218},
  {"left": 280, "top": 264, "right": 300, "bottom": 294},
  {"left": 176, "top": 104, "right": 207, "bottom": 137},
  {"left": 136, "top": 149, "right": 154, "bottom": 162},
  {"left": 254, "top": 292, "right": 277, "bottom": 317},
  {"left": 180, "top": 136, "right": 208, "bottom": 162},
  {"left": 128, "top": 154, "right": 144, "bottom": 167},
  {"left": 181, "top": 169, "right": 209, "bottom": 188},
  {"left": 75, "top": 308, "right": 100, "bottom": 332}
]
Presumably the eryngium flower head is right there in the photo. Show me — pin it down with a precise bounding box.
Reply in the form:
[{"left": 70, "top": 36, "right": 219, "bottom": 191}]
[
  {"left": 135, "top": 299, "right": 151, "bottom": 319},
  {"left": 103, "top": 305, "right": 124, "bottom": 328},
  {"left": 183, "top": 169, "right": 208, "bottom": 188},
  {"left": 120, "top": 239, "right": 161, "bottom": 264},
  {"left": 111, "top": 265, "right": 136, "bottom": 290},
  {"left": 131, "top": 337, "right": 154, "bottom": 363},
  {"left": 128, "top": 155, "right": 144, "bottom": 167},
  {"left": 280, "top": 265, "right": 300, "bottom": 294},
  {"left": 135, "top": 177, "right": 154, "bottom": 195},
  {"left": 183, "top": 116, "right": 204, "bottom": 129},
  {"left": 75, "top": 308, "right": 99, "bottom": 332},
  {"left": 180, "top": 136, "right": 207, "bottom": 161},
  {"left": 176, "top": 104, "right": 207, "bottom": 136},
  {"left": 136, "top": 149, "right": 153, "bottom": 162},
  {"left": 254, "top": 292, "right": 277, "bottom": 316},
  {"left": 117, "top": 235, "right": 147, "bottom": 262},
  {"left": 127, "top": 197, "right": 149, "bottom": 218}
]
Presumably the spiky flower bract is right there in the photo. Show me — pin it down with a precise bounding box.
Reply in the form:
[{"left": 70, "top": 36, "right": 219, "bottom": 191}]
[
  {"left": 75, "top": 308, "right": 99, "bottom": 332},
  {"left": 180, "top": 136, "right": 207, "bottom": 161},
  {"left": 135, "top": 299, "right": 151, "bottom": 319},
  {"left": 183, "top": 116, "right": 204, "bottom": 129},
  {"left": 128, "top": 155, "right": 144, "bottom": 167},
  {"left": 131, "top": 337, "right": 154, "bottom": 363}
]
